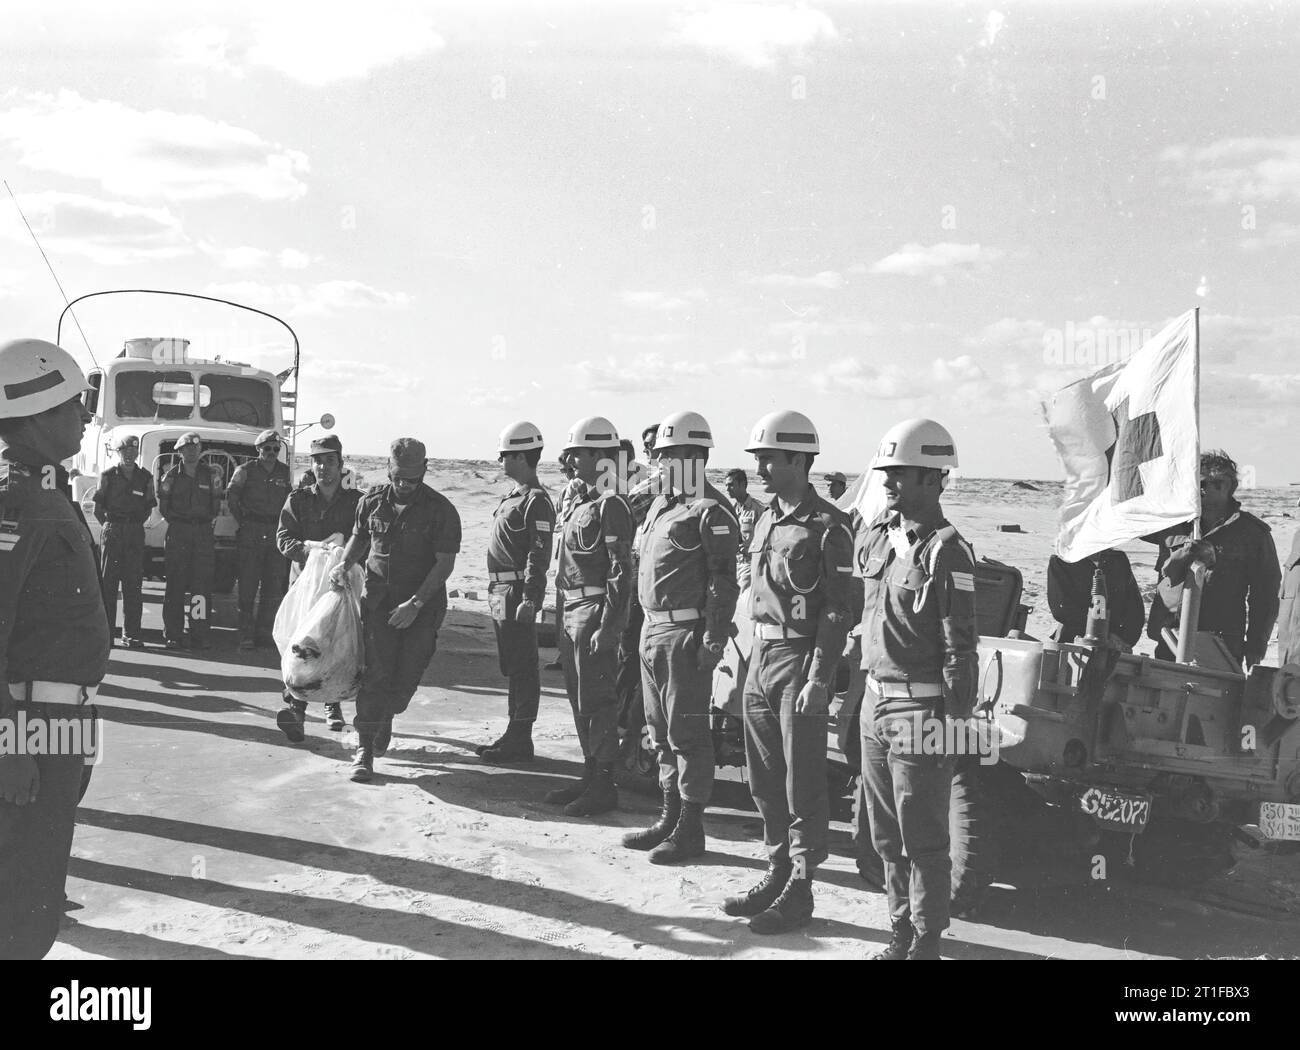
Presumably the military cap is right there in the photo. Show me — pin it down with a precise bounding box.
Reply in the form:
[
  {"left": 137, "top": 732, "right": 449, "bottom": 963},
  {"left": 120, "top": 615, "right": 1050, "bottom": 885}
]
[
  {"left": 389, "top": 437, "right": 427, "bottom": 479},
  {"left": 310, "top": 434, "right": 343, "bottom": 457}
]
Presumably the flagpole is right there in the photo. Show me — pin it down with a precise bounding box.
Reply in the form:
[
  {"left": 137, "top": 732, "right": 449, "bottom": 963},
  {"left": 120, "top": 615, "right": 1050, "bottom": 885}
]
[{"left": 1175, "top": 307, "right": 1202, "bottom": 664}]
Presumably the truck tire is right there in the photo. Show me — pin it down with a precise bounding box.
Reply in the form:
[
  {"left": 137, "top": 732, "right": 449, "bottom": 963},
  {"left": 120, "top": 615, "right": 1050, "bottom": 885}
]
[{"left": 852, "top": 758, "right": 1000, "bottom": 916}]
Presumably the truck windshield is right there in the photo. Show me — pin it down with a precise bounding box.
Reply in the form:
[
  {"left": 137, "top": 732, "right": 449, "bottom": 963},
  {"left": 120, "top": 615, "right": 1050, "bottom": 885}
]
[
  {"left": 115, "top": 370, "right": 196, "bottom": 420},
  {"left": 199, "top": 374, "right": 276, "bottom": 428}
]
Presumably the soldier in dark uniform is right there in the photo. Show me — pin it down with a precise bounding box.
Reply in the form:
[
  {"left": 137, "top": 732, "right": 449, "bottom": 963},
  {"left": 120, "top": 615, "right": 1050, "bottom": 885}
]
[
  {"left": 624, "top": 410, "right": 740, "bottom": 864},
  {"left": 91, "top": 433, "right": 155, "bottom": 648},
  {"left": 228, "top": 429, "right": 292, "bottom": 650},
  {"left": 856, "top": 418, "right": 977, "bottom": 961},
  {"left": 0, "top": 338, "right": 110, "bottom": 959},
  {"left": 276, "top": 433, "right": 362, "bottom": 738},
  {"left": 331, "top": 439, "right": 461, "bottom": 783},
  {"left": 159, "top": 432, "right": 220, "bottom": 650},
  {"left": 476, "top": 422, "right": 556, "bottom": 763},
  {"left": 724, "top": 410, "right": 853, "bottom": 931},
  {"left": 544, "top": 416, "right": 634, "bottom": 816},
  {"left": 1144, "top": 450, "right": 1280, "bottom": 669}
]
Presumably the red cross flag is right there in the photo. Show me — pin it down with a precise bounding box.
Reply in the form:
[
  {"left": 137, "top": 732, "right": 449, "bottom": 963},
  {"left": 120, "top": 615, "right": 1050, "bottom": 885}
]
[{"left": 1044, "top": 309, "right": 1200, "bottom": 562}]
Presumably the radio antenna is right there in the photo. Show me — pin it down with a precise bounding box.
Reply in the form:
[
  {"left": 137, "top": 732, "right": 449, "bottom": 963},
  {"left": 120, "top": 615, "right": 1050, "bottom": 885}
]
[{"left": 3, "top": 180, "right": 98, "bottom": 368}]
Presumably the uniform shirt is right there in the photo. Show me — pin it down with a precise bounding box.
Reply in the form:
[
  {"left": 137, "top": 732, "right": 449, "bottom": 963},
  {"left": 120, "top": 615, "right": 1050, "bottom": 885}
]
[
  {"left": 1278, "top": 528, "right": 1300, "bottom": 667},
  {"left": 1145, "top": 501, "right": 1281, "bottom": 661},
  {"left": 277, "top": 483, "right": 364, "bottom": 565},
  {"left": 92, "top": 463, "right": 156, "bottom": 524},
  {"left": 627, "top": 476, "right": 660, "bottom": 613},
  {"left": 730, "top": 493, "right": 764, "bottom": 590},
  {"left": 1047, "top": 550, "right": 1145, "bottom": 647},
  {"left": 1, "top": 446, "right": 111, "bottom": 693},
  {"left": 159, "top": 462, "right": 221, "bottom": 523},
  {"left": 486, "top": 482, "right": 556, "bottom": 607},
  {"left": 351, "top": 482, "right": 462, "bottom": 611},
  {"left": 856, "top": 509, "right": 978, "bottom": 715},
  {"left": 556, "top": 483, "right": 634, "bottom": 634},
  {"left": 228, "top": 458, "right": 292, "bottom": 523},
  {"left": 748, "top": 488, "right": 854, "bottom": 690},
  {"left": 637, "top": 482, "right": 740, "bottom": 645}
]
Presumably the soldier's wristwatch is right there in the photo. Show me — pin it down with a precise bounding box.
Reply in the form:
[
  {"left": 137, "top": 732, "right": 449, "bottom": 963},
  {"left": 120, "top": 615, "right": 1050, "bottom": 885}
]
[
  {"left": 703, "top": 640, "right": 724, "bottom": 655},
  {"left": 410, "top": 596, "right": 425, "bottom": 609}
]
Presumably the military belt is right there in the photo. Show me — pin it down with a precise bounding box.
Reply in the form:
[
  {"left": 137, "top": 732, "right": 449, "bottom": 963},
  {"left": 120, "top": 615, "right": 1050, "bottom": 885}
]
[
  {"left": 644, "top": 607, "right": 703, "bottom": 625},
  {"left": 754, "top": 623, "right": 815, "bottom": 641},
  {"left": 17, "top": 681, "right": 99, "bottom": 706},
  {"left": 490, "top": 570, "right": 525, "bottom": 583},
  {"left": 561, "top": 585, "right": 605, "bottom": 601},
  {"left": 867, "top": 676, "right": 943, "bottom": 699}
]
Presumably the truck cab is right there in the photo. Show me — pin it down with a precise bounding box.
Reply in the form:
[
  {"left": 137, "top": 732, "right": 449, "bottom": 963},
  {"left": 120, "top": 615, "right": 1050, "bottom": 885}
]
[{"left": 72, "top": 337, "right": 289, "bottom": 588}]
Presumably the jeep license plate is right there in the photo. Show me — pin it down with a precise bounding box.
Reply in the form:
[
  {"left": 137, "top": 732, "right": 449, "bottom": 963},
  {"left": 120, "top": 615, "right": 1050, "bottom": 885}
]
[
  {"left": 1259, "top": 802, "right": 1300, "bottom": 841},
  {"left": 1079, "top": 786, "right": 1152, "bottom": 832}
]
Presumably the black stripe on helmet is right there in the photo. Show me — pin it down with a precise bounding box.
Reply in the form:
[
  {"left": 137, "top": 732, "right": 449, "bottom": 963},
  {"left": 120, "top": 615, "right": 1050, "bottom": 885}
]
[
  {"left": 4, "top": 369, "right": 64, "bottom": 400},
  {"left": 920, "top": 444, "right": 954, "bottom": 456}
]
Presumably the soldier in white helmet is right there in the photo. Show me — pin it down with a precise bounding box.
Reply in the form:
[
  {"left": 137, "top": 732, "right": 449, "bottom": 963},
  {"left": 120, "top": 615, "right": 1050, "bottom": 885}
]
[
  {"left": 722, "top": 410, "right": 854, "bottom": 932},
  {"left": 476, "top": 421, "right": 557, "bottom": 763},
  {"left": 854, "top": 418, "right": 977, "bottom": 960},
  {"left": 0, "top": 339, "right": 109, "bottom": 958},
  {"left": 227, "top": 428, "right": 292, "bottom": 649},
  {"left": 623, "top": 411, "right": 740, "bottom": 864},
  {"left": 544, "top": 416, "right": 634, "bottom": 815}
]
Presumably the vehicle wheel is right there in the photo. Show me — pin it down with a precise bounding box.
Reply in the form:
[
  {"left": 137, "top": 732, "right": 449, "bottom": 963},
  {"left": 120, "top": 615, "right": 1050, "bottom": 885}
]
[{"left": 214, "top": 553, "right": 237, "bottom": 594}]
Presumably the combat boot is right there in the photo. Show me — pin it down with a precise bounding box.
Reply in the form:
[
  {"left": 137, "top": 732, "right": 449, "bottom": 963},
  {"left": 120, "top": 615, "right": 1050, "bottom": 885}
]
[
  {"left": 564, "top": 764, "right": 618, "bottom": 817},
  {"left": 622, "top": 787, "right": 681, "bottom": 851},
  {"left": 906, "top": 930, "right": 943, "bottom": 960},
  {"left": 481, "top": 721, "right": 535, "bottom": 764},
  {"left": 325, "top": 704, "right": 345, "bottom": 731},
  {"left": 276, "top": 697, "right": 307, "bottom": 743},
  {"left": 723, "top": 862, "right": 792, "bottom": 917},
  {"left": 649, "top": 801, "right": 706, "bottom": 864},
  {"left": 749, "top": 871, "right": 814, "bottom": 934},
  {"left": 475, "top": 727, "right": 511, "bottom": 757},
  {"left": 350, "top": 746, "right": 373, "bottom": 783},
  {"left": 869, "top": 917, "right": 915, "bottom": 960},
  {"left": 545, "top": 758, "right": 594, "bottom": 805}
]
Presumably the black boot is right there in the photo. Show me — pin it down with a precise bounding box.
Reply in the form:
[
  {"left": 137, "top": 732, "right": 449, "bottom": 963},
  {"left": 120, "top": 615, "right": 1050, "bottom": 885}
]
[
  {"left": 481, "top": 721, "right": 535, "bottom": 764},
  {"left": 749, "top": 871, "right": 815, "bottom": 934},
  {"left": 723, "top": 862, "right": 792, "bottom": 917},
  {"left": 545, "top": 758, "right": 594, "bottom": 805},
  {"left": 276, "top": 697, "right": 307, "bottom": 743},
  {"left": 622, "top": 787, "right": 681, "bottom": 851},
  {"left": 475, "top": 726, "right": 511, "bottom": 757},
  {"left": 325, "top": 704, "right": 345, "bottom": 731},
  {"left": 649, "top": 801, "right": 706, "bottom": 864},
  {"left": 564, "top": 763, "right": 618, "bottom": 816},
  {"left": 906, "top": 929, "right": 943, "bottom": 960},
  {"left": 869, "top": 917, "right": 915, "bottom": 960}
]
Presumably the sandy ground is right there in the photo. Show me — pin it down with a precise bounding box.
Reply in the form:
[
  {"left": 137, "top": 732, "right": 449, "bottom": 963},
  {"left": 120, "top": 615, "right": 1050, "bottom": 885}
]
[{"left": 49, "top": 577, "right": 1300, "bottom": 961}]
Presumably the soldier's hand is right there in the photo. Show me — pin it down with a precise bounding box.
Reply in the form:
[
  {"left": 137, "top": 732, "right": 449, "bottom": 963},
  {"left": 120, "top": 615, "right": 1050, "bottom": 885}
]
[
  {"left": 696, "top": 641, "right": 725, "bottom": 672},
  {"left": 589, "top": 624, "right": 617, "bottom": 656},
  {"left": 0, "top": 754, "right": 40, "bottom": 806},
  {"left": 515, "top": 599, "right": 537, "bottom": 624},
  {"left": 795, "top": 681, "right": 830, "bottom": 716},
  {"left": 388, "top": 601, "right": 420, "bottom": 630},
  {"left": 843, "top": 633, "right": 861, "bottom": 661}
]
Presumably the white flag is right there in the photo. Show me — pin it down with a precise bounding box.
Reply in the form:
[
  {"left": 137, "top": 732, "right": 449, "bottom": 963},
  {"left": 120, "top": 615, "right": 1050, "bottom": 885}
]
[
  {"left": 1045, "top": 310, "right": 1200, "bottom": 562},
  {"left": 837, "top": 465, "right": 888, "bottom": 523}
]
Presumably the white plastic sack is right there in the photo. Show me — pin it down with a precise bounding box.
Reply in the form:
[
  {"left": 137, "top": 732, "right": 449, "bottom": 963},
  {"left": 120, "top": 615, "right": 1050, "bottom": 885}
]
[{"left": 274, "top": 544, "right": 365, "bottom": 705}]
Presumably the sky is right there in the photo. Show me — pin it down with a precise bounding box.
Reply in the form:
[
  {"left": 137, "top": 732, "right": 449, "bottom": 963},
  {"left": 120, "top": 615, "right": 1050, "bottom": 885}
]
[{"left": 1, "top": 0, "right": 1297, "bottom": 480}]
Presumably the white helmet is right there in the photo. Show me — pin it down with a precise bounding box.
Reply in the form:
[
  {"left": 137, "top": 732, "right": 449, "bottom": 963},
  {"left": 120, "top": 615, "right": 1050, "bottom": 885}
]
[
  {"left": 563, "top": 415, "right": 619, "bottom": 451},
  {"left": 498, "top": 420, "right": 544, "bottom": 454},
  {"left": 0, "top": 339, "right": 90, "bottom": 420},
  {"left": 871, "top": 418, "right": 959, "bottom": 470},
  {"left": 745, "top": 409, "right": 820, "bottom": 455},
  {"left": 654, "top": 410, "right": 714, "bottom": 451}
]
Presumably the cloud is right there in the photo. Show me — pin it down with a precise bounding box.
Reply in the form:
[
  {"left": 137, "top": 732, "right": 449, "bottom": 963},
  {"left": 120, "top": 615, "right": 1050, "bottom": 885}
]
[
  {"left": 618, "top": 289, "right": 702, "bottom": 311},
  {"left": 0, "top": 91, "right": 309, "bottom": 201},
  {"left": 1160, "top": 137, "right": 1300, "bottom": 203},
  {"left": 202, "top": 280, "right": 412, "bottom": 317},
  {"left": 248, "top": 1, "right": 445, "bottom": 86},
  {"left": 166, "top": 25, "right": 245, "bottom": 79},
  {"left": 747, "top": 270, "right": 845, "bottom": 290},
  {"left": 1, "top": 191, "right": 191, "bottom": 265},
  {"left": 869, "top": 242, "right": 1006, "bottom": 279},
  {"left": 466, "top": 387, "right": 523, "bottom": 409},
  {"left": 721, "top": 346, "right": 807, "bottom": 375},
  {"left": 277, "top": 248, "right": 314, "bottom": 270},
  {"left": 768, "top": 317, "right": 878, "bottom": 339},
  {"left": 198, "top": 243, "right": 316, "bottom": 270},
  {"left": 575, "top": 352, "right": 707, "bottom": 394},
  {"left": 1240, "top": 221, "right": 1300, "bottom": 251},
  {"left": 979, "top": 11, "right": 1006, "bottom": 48},
  {"left": 810, "top": 354, "right": 989, "bottom": 401},
  {"left": 310, "top": 358, "right": 418, "bottom": 395},
  {"left": 674, "top": 3, "right": 839, "bottom": 68}
]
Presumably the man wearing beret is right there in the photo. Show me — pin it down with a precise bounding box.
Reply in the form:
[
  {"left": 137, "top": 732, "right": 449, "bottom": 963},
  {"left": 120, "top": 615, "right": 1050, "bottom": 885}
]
[
  {"left": 276, "top": 433, "right": 362, "bottom": 738},
  {"left": 331, "top": 439, "right": 461, "bottom": 782}
]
